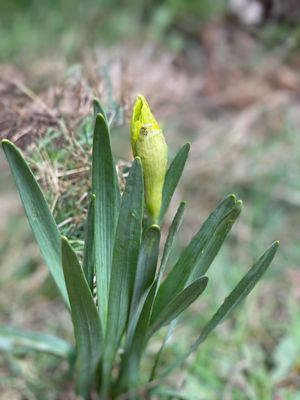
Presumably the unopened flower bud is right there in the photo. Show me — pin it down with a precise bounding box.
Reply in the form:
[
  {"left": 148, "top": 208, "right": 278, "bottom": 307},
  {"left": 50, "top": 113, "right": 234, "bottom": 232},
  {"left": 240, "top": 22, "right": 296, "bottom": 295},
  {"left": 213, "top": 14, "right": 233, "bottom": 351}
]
[{"left": 131, "top": 95, "right": 168, "bottom": 223}]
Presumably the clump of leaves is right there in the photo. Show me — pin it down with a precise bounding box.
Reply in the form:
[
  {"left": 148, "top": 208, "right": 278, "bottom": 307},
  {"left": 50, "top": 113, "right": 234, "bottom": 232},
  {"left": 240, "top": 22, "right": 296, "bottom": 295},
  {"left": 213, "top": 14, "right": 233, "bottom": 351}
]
[{"left": 1, "top": 96, "right": 278, "bottom": 399}]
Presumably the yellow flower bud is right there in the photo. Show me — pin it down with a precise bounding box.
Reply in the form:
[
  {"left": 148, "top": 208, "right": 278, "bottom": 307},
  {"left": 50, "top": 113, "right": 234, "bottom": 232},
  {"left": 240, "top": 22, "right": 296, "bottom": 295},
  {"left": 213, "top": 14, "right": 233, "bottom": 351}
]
[{"left": 131, "top": 95, "right": 168, "bottom": 223}]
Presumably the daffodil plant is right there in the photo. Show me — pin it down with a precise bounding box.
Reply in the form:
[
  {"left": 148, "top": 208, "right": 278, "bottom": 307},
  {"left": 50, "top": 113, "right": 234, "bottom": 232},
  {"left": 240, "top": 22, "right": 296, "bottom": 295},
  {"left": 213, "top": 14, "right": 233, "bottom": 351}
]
[{"left": 1, "top": 95, "right": 278, "bottom": 399}]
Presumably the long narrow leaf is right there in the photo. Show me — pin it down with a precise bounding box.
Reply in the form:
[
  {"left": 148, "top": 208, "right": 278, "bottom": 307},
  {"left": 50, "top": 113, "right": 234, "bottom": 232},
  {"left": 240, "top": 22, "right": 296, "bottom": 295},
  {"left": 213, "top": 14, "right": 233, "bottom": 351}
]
[
  {"left": 82, "top": 194, "right": 95, "bottom": 291},
  {"left": 118, "top": 282, "right": 158, "bottom": 393},
  {"left": 92, "top": 114, "right": 120, "bottom": 329},
  {"left": 188, "top": 201, "right": 242, "bottom": 283},
  {"left": 129, "top": 225, "right": 160, "bottom": 322},
  {"left": 152, "top": 195, "right": 240, "bottom": 322},
  {"left": 102, "top": 158, "right": 143, "bottom": 396},
  {"left": 148, "top": 276, "right": 208, "bottom": 338},
  {"left": 162, "top": 241, "right": 279, "bottom": 378},
  {"left": 0, "top": 326, "right": 73, "bottom": 358},
  {"left": 93, "top": 98, "right": 108, "bottom": 122},
  {"left": 61, "top": 237, "right": 103, "bottom": 398},
  {"left": 1, "top": 140, "right": 69, "bottom": 305},
  {"left": 157, "top": 201, "right": 186, "bottom": 284},
  {"left": 149, "top": 319, "right": 177, "bottom": 382},
  {"left": 159, "top": 143, "right": 190, "bottom": 222},
  {"left": 126, "top": 226, "right": 160, "bottom": 351},
  {"left": 119, "top": 276, "right": 208, "bottom": 392}
]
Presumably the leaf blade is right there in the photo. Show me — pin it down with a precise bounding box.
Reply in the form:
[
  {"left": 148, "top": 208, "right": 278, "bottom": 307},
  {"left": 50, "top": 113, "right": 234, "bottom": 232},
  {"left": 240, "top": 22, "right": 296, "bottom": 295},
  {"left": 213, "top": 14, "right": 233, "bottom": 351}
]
[
  {"left": 119, "top": 276, "right": 208, "bottom": 391},
  {"left": 61, "top": 236, "right": 103, "bottom": 398},
  {"left": 82, "top": 194, "right": 95, "bottom": 291},
  {"left": 102, "top": 158, "right": 143, "bottom": 395},
  {"left": 159, "top": 143, "right": 190, "bottom": 222},
  {"left": 92, "top": 114, "right": 120, "bottom": 329},
  {"left": 129, "top": 225, "right": 160, "bottom": 322},
  {"left": 152, "top": 195, "right": 240, "bottom": 321},
  {"left": 157, "top": 201, "right": 186, "bottom": 284},
  {"left": 1, "top": 139, "right": 69, "bottom": 305},
  {"left": 162, "top": 241, "right": 279, "bottom": 378},
  {"left": 0, "top": 326, "right": 73, "bottom": 358},
  {"left": 148, "top": 276, "right": 208, "bottom": 338},
  {"left": 188, "top": 200, "right": 242, "bottom": 283},
  {"left": 93, "top": 98, "right": 108, "bottom": 122}
]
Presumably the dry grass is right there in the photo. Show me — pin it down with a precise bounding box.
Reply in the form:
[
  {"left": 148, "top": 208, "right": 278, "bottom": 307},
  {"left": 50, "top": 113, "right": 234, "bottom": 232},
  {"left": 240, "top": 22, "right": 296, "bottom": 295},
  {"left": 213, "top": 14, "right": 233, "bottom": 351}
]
[{"left": 1, "top": 21, "right": 300, "bottom": 398}]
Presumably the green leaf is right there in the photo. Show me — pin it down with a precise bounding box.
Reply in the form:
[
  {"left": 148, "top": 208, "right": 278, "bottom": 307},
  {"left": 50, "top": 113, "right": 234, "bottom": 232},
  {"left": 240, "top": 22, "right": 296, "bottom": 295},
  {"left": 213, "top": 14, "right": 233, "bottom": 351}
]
[
  {"left": 129, "top": 225, "right": 160, "bottom": 323},
  {"left": 149, "top": 319, "right": 177, "bottom": 382},
  {"left": 162, "top": 241, "right": 279, "bottom": 378},
  {"left": 150, "top": 387, "right": 194, "bottom": 400},
  {"left": 157, "top": 201, "right": 186, "bottom": 284},
  {"left": 148, "top": 276, "right": 208, "bottom": 338},
  {"left": 118, "top": 282, "right": 157, "bottom": 393},
  {"left": 1, "top": 139, "right": 69, "bottom": 306},
  {"left": 159, "top": 143, "right": 190, "bottom": 222},
  {"left": 188, "top": 200, "right": 242, "bottom": 283},
  {"left": 102, "top": 158, "right": 143, "bottom": 396},
  {"left": 126, "top": 225, "right": 160, "bottom": 350},
  {"left": 92, "top": 114, "right": 120, "bottom": 329},
  {"left": 152, "top": 195, "right": 240, "bottom": 322},
  {"left": 82, "top": 194, "right": 95, "bottom": 292},
  {"left": 119, "top": 276, "right": 208, "bottom": 392},
  {"left": 93, "top": 98, "right": 108, "bottom": 122},
  {"left": 61, "top": 236, "right": 103, "bottom": 398},
  {"left": 0, "top": 326, "right": 73, "bottom": 358}
]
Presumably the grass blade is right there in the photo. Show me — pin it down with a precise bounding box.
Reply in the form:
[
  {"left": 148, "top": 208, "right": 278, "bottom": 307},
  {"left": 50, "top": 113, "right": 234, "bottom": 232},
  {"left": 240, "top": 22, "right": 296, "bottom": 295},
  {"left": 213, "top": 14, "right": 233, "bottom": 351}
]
[
  {"left": 1, "top": 139, "right": 69, "bottom": 305},
  {"left": 152, "top": 195, "right": 240, "bottom": 322},
  {"left": 147, "top": 276, "right": 208, "bottom": 338},
  {"left": 159, "top": 143, "right": 190, "bottom": 222},
  {"left": 92, "top": 114, "right": 121, "bottom": 329},
  {"left": 0, "top": 326, "right": 73, "bottom": 358},
  {"left": 162, "top": 241, "right": 279, "bottom": 378},
  {"left": 61, "top": 237, "right": 103, "bottom": 398},
  {"left": 102, "top": 158, "right": 143, "bottom": 396},
  {"left": 82, "top": 194, "right": 95, "bottom": 292}
]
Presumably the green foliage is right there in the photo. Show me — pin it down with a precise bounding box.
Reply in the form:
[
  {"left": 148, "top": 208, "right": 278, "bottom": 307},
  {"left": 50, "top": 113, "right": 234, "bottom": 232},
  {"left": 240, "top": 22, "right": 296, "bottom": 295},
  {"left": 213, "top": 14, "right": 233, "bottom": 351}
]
[
  {"left": 1, "top": 98, "right": 278, "bottom": 399},
  {"left": 0, "top": 326, "right": 73, "bottom": 358},
  {"left": 92, "top": 113, "right": 120, "bottom": 330},
  {"left": 61, "top": 236, "right": 103, "bottom": 397},
  {"left": 1, "top": 140, "right": 69, "bottom": 306},
  {"left": 0, "top": 0, "right": 228, "bottom": 63}
]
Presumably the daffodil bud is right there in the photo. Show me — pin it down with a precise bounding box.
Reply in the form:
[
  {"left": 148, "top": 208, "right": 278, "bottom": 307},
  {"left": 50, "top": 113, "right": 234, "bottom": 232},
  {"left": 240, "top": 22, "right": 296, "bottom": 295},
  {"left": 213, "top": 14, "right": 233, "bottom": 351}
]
[{"left": 131, "top": 95, "right": 168, "bottom": 223}]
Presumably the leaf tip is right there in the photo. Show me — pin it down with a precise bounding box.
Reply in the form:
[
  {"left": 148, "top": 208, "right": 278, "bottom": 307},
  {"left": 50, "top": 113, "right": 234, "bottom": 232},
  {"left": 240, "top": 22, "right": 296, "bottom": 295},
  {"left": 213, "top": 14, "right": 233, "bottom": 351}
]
[
  {"left": 61, "top": 235, "right": 69, "bottom": 245},
  {"left": 134, "top": 156, "right": 142, "bottom": 166},
  {"left": 95, "top": 112, "right": 105, "bottom": 123},
  {"left": 236, "top": 199, "right": 243, "bottom": 210},
  {"left": 227, "top": 193, "right": 237, "bottom": 202},
  {"left": 1, "top": 139, "right": 12, "bottom": 150}
]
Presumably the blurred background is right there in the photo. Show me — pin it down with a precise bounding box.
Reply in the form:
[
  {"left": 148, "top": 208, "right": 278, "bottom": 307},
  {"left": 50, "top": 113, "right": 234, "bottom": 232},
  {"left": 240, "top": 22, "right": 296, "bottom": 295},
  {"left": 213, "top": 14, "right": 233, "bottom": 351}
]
[{"left": 1, "top": 0, "right": 300, "bottom": 399}]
